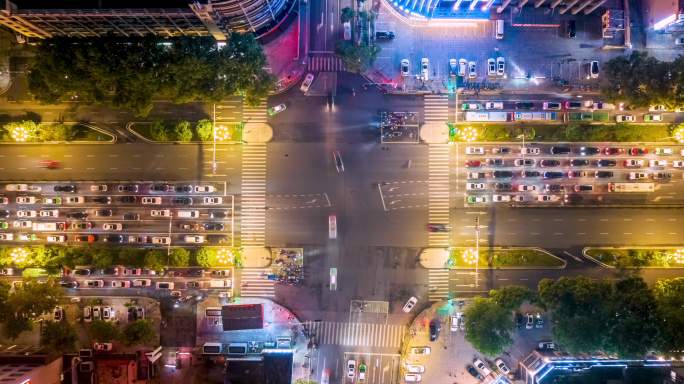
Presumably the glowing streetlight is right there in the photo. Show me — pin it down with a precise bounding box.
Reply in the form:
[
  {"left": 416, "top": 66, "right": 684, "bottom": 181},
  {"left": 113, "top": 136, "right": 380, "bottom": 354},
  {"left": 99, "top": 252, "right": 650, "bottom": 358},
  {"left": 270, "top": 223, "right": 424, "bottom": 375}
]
[
  {"left": 11, "top": 247, "right": 30, "bottom": 264},
  {"left": 216, "top": 248, "right": 235, "bottom": 266},
  {"left": 214, "top": 125, "right": 233, "bottom": 142},
  {"left": 672, "top": 249, "right": 684, "bottom": 264},
  {"left": 462, "top": 248, "right": 479, "bottom": 265},
  {"left": 10, "top": 126, "right": 31, "bottom": 142},
  {"left": 460, "top": 126, "right": 478, "bottom": 142},
  {"left": 673, "top": 126, "right": 684, "bottom": 144}
]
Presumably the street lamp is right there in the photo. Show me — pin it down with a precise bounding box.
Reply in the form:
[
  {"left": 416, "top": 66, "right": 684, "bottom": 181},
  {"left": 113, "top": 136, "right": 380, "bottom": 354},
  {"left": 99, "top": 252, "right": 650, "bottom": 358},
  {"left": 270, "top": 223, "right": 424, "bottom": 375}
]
[
  {"left": 672, "top": 249, "right": 684, "bottom": 264},
  {"left": 11, "top": 247, "right": 30, "bottom": 264},
  {"left": 216, "top": 248, "right": 235, "bottom": 266},
  {"left": 462, "top": 248, "right": 478, "bottom": 265},
  {"left": 673, "top": 126, "right": 684, "bottom": 144},
  {"left": 10, "top": 126, "right": 31, "bottom": 142}
]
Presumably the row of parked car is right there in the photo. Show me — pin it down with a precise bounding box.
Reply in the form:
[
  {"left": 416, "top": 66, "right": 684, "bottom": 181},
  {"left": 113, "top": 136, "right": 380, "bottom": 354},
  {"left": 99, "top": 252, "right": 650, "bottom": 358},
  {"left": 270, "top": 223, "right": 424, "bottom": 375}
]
[{"left": 400, "top": 56, "right": 506, "bottom": 81}]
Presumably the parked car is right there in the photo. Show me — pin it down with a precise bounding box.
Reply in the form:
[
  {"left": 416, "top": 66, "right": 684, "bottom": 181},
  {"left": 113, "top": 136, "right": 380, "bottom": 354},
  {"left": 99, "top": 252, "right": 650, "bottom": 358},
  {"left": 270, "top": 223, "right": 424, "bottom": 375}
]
[{"left": 402, "top": 296, "right": 418, "bottom": 313}]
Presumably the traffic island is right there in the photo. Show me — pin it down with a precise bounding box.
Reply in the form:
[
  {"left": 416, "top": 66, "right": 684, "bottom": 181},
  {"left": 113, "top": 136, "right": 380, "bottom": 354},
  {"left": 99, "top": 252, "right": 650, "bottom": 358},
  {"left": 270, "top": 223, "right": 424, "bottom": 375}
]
[
  {"left": 583, "top": 247, "right": 684, "bottom": 268},
  {"left": 0, "top": 121, "right": 114, "bottom": 143},
  {"left": 243, "top": 122, "right": 273, "bottom": 143},
  {"left": 242, "top": 247, "right": 272, "bottom": 268},
  {"left": 128, "top": 120, "right": 243, "bottom": 144},
  {"left": 419, "top": 122, "right": 449, "bottom": 144}
]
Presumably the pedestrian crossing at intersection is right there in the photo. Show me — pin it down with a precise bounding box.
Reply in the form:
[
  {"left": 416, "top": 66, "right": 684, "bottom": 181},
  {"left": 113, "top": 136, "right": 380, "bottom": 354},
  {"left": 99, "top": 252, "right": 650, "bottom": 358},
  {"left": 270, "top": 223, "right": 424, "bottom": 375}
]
[
  {"left": 240, "top": 144, "right": 267, "bottom": 247},
  {"left": 428, "top": 144, "right": 450, "bottom": 247},
  {"left": 308, "top": 54, "right": 345, "bottom": 72},
  {"left": 239, "top": 268, "right": 275, "bottom": 298},
  {"left": 428, "top": 269, "right": 450, "bottom": 301},
  {"left": 423, "top": 94, "right": 449, "bottom": 123},
  {"left": 303, "top": 321, "right": 406, "bottom": 348},
  {"left": 242, "top": 98, "right": 268, "bottom": 123}
]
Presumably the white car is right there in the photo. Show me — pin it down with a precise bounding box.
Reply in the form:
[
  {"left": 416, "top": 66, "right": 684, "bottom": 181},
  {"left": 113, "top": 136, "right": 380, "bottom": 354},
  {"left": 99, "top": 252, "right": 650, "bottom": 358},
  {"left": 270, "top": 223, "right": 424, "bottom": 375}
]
[
  {"left": 402, "top": 296, "right": 418, "bottom": 313},
  {"left": 644, "top": 114, "right": 663, "bottom": 122},
  {"left": 132, "top": 279, "right": 152, "bottom": 287},
  {"left": 203, "top": 197, "right": 223, "bottom": 205},
  {"left": 90, "top": 185, "right": 107, "bottom": 192},
  {"left": 65, "top": 196, "right": 84, "bottom": 204},
  {"left": 184, "top": 235, "right": 205, "bottom": 244},
  {"left": 496, "top": 56, "right": 505, "bottom": 76},
  {"left": 518, "top": 185, "right": 537, "bottom": 192},
  {"left": 46, "top": 235, "right": 66, "bottom": 243},
  {"left": 194, "top": 185, "right": 215, "bottom": 193},
  {"left": 102, "top": 223, "right": 123, "bottom": 231},
  {"left": 624, "top": 159, "right": 644, "bottom": 167},
  {"left": 466, "top": 183, "right": 486, "bottom": 191},
  {"left": 347, "top": 360, "right": 356, "bottom": 379},
  {"left": 467, "top": 195, "right": 488, "bottom": 204},
  {"left": 53, "top": 306, "right": 63, "bottom": 321},
  {"left": 473, "top": 359, "right": 492, "bottom": 376},
  {"left": 468, "top": 61, "right": 477, "bottom": 79},
  {"left": 537, "top": 195, "right": 560, "bottom": 202},
  {"left": 654, "top": 148, "right": 673, "bottom": 156},
  {"left": 410, "top": 347, "right": 431, "bottom": 355},
  {"left": 487, "top": 58, "right": 496, "bottom": 76},
  {"left": 109, "top": 280, "right": 129, "bottom": 289},
  {"left": 465, "top": 147, "right": 485, "bottom": 155},
  {"left": 404, "top": 374, "right": 422, "bottom": 382},
  {"left": 17, "top": 233, "right": 36, "bottom": 242},
  {"left": 649, "top": 105, "right": 667, "bottom": 112},
  {"left": 400, "top": 59, "right": 410, "bottom": 77},
  {"left": 39, "top": 209, "right": 59, "bottom": 217},
  {"left": 17, "top": 210, "right": 37, "bottom": 218},
  {"left": 300, "top": 73, "right": 315, "bottom": 93},
  {"left": 449, "top": 58, "right": 458, "bottom": 77},
  {"left": 512, "top": 195, "right": 525, "bottom": 202},
  {"left": 150, "top": 210, "right": 171, "bottom": 217},
  {"left": 84, "top": 280, "right": 105, "bottom": 288},
  {"left": 421, "top": 58, "right": 429, "bottom": 81},
  {"left": 492, "top": 195, "right": 511, "bottom": 202},
  {"left": 589, "top": 60, "right": 599, "bottom": 79},
  {"left": 16, "top": 196, "right": 37, "bottom": 204},
  {"left": 467, "top": 172, "right": 487, "bottom": 179},
  {"left": 458, "top": 58, "right": 467, "bottom": 77},
  {"left": 142, "top": 197, "right": 162, "bottom": 205},
  {"left": 495, "top": 358, "right": 511, "bottom": 375},
  {"left": 43, "top": 197, "right": 61, "bottom": 205},
  {"left": 151, "top": 236, "right": 171, "bottom": 245},
  {"left": 514, "top": 158, "right": 535, "bottom": 167},
  {"left": 521, "top": 147, "right": 541, "bottom": 155},
  {"left": 102, "top": 306, "right": 114, "bottom": 321},
  {"left": 649, "top": 159, "right": 667, "bottom": 167},
  {"left": 83, "top": 306, "right": 93, "bottom": 322},
  {"left": 485, "top": 101, "right": 504, "bottom": 109},
  {"left": 615, "top": 114, "right": 635, "bottom": 122},
  {"left": 628, "top": 172, "right": 649, "bottom": 180},
  {"left": 673, "top": 160, "right": 684, "bottom": 168},
  {"left": 0, "top": 234, "right": 13, "bottom": 241},
  {"left": 5, "top": 184, "right": 29, "bottom": 191},
  {"left": 13, "top": 220, "right": 32, "bottom": 228},
  {"left": 406, "top": 364, "right": 425, "bottom": 373}
]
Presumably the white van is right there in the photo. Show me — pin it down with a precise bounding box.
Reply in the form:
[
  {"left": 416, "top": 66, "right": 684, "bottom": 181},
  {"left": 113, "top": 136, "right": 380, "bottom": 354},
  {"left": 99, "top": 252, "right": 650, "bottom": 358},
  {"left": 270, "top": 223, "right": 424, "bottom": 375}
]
[
  {"left": 208, "top": 279, "right": 231, "bottom": 288},
  {"left": 177, "top": 210, "right": 200, "bottom": 218},
  {"left": 33, "top": 222, "right": 58, "bottom": 231},
  {"left": 495, "top": 20, "right": 504, "bottom": 39}
]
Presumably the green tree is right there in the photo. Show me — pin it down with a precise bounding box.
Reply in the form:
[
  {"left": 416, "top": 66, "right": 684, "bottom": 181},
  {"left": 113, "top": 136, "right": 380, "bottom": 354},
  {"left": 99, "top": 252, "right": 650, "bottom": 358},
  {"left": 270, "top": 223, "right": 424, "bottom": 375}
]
[
  {"left": 89, "top": 320, "right": 121, "bottom": 342},
  {"left": 41, "top": 320, "right": 78, "bottom": 353},
  {"left": 122, "top": 320, "right": 156, "bottom": 346},
  {"left": 144, "top": 250, "right": 165, "bottom": 271},
  {"left": 175, "top": 120, "right": 193, "bottom": 141},
  {"left": 37, "top": 123, "right": 76, "bottom": 141},
  {"left": 149, "top": 120, "right": 168, "bottom": 141},
  {"left": 464, "top": 297, "right": 513, "bottom": 356},
  {"left": 195, "top": 247, "right": 217, "bottom": 268},
  {"left": 335, "top": 41, "right": 381, "bottom": 73},
  {"left": 3, "top": 120, "right": 39, "bottom": 141},
  {"left": 2, "top": 279, "right": 62, "bottom": 339},
  {"left": 489, "top": 286, "right": 534, "bottom": 311},
  {"left": 340, "top": 7, "right": 354, "bottom": 23},
  {"left": 195, "top": 119, "right": 213, "bottom": 141},
  {"left": 169, "top": 248, "right": 190, "bottom": 267},
  {"left": 653, "top": 277, "right": 684, "bottom": 356},
  {"left": 118, "top": 248, "right": 144, "bottom": 267},
  {"left": 91, "top": 247, "right": 115, "bottom": 270}
]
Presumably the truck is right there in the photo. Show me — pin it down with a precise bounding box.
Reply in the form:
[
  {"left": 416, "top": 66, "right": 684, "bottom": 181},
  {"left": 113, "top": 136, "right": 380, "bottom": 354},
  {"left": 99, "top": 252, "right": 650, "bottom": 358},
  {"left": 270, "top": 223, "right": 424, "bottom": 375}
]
[
  {"left": 608, "top": 183, "right": 655, "bottom": 193},
  {"left": 513, "top": 112, "right": 557, "bottom": 121},
  {"left": 464, "top": 111, "right": 510, "bottom": 122}
]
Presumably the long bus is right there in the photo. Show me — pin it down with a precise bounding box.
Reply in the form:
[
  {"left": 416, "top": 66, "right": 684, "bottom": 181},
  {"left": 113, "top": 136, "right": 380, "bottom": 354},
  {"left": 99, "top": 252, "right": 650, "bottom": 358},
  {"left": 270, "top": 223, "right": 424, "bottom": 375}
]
[
  {"left": 464, "top": 111, "right": 510, "bottom": 122},
  {"left": 608, "top": 183, "right": 655, "bottom": 193},
  {"left": 513, "top": 112, "right": 557, "bottom": 121}
]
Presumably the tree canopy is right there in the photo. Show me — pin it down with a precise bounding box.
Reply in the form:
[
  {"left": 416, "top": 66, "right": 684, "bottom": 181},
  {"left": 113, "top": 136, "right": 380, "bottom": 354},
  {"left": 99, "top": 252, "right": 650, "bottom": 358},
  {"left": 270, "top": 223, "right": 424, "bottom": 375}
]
[
  {"left": 28, "top": 34, "right": 275, "bottom": 116},
  {"left": 464, "top": 297, "right": 514, "bottom": 357},
  {"left": 489, "top": 285, "right": 534, "bottom": 311},
  {"left": 653, "top": 277, "right": 684, "bottom": 357},
  {"left": 122, "top": 320, "right": 157, "bottom": 346},
  {"left": 41, "top": 320, "right": 78, "bottom": 354},
  {"left": 0, "top": 279, "right": 62, "bottom": 339}
]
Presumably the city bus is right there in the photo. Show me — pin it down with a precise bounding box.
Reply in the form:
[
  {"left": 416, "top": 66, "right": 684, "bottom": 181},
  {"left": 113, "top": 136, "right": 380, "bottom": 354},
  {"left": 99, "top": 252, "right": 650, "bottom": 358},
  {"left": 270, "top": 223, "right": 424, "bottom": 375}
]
[{"left": 608, "top": 183, "right": 655, "bottom": 193}]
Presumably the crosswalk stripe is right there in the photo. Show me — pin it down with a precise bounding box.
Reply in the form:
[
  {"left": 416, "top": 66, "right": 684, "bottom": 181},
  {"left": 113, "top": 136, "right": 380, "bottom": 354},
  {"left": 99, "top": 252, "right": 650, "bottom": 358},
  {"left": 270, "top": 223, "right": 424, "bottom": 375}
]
[
  {"left": 240, "top": 143, "right": 267, "bottom": 247},
  {"left": 428, "top": 269, "right": 450, "bottom": 301},
  {"left": 428, "top": 144, "right": 451, "bottom": 247},
  {"left": 308, "top": 55, "right": 345, "bottom": 72},
  {"left": 304, "top": 321, "right": 406, "bottom": 348},
  {"left": 239, "top": 267, "right": 275, "bottom": 297}
]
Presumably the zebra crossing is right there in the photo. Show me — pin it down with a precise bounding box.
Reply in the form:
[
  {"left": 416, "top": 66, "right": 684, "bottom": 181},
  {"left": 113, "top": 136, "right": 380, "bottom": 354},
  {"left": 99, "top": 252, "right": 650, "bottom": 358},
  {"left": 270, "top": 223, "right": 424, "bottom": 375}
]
[
  {"left": 242, "top": 98, "right": 268, "bottom": 123},
  {"left": 423, "top": 94, "right": 449, "bottom": 123},
  {"left": 239, "top": 267, "right": 275, "bottom": 298},
  {"left": 214, "top": 99, "right": 243, "bottom": 124},
  {"left": 428, "top": 269, "right": 450, "bottom": 301},
  {"left": 428, "top": 144, "right": 450, "bottom": 247},
  {"left": 308, "top": 54, "right": 345, "bottom": 72},
  {"left": 240, "top": 144, "right": 267, "bottom": 247},
  {"left": 303, "top": 321, "right": 406, "bottom": 349}
]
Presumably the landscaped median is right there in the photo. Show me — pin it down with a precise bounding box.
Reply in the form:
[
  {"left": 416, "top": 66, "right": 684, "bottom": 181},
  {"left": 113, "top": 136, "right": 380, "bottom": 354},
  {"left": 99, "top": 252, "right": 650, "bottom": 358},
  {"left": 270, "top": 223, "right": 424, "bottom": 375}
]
[
  {"left": 449, "top": 247, "right": 565, "bottom": 269},
  {"left": 449, "top": 122, "right": 676, "bottom": 143},
  {"left": 1, "top": 120, "right": 114, "bottom": 143},
  {"left": 128, "top": 119, "right": 243, "bottom": 143},
  {"left": 584, "top": 247, "right": 684, "bottom": 268}
]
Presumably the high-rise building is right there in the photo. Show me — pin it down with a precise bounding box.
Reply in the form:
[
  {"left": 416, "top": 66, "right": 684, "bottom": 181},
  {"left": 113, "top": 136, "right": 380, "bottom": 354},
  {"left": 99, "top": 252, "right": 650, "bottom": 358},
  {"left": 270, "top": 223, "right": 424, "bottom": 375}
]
[{"left": 0, "top": 0, "right": 294, "bottom": 42}]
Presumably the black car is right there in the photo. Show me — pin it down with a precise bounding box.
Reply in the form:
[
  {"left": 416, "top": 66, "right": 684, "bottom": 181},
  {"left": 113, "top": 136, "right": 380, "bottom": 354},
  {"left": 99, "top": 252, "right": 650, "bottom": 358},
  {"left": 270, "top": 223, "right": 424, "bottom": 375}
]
[
  {"left": 54, "top": 185, "right": 76, "bottom": 193},
  {"left": 521, "top": 170, "right": 541, "bottom": 178},
  {"left": 119, "top": 196, "right": 136, "bottom": 203},
  {"left": 488, "top": 158, "right": 505, "bottom": 167},
  {"left": 543, "top": 171, "right": 564, "bottom": 179},
  {"left": 574, "top": 185, "right": 594, "bottom": 192},
  {"left": 59, "top": 280, "right": 79, "bottom": 288},
  {"left": 118, "top": 184, "right": 139, "bottom": 193},
  {"left": 550, "top": 146, "right": 571, "bottom": 155},
  {"left": 540, "top": 160, "right": 560, "bottom": 167},
  {"left": 579, "top": 146, "right": 600, "bottom": 156},
  {"left": 187, "top": 269, "right": 204, "bottom": 277},
  {"left": 467, "top": 366, "right": 484, "bottom": 380},
  {"left": 103, "top": 235, "right": 124, "bottom": 243},
  {"left": 172, "top": 197, "right": 193, "bottom": 205},
  {"left": 494, "top": 183, "right": 512, "bottom": 192},
  {"left": 493, "top": 170, "right": 513, "bottom": 179},
  {"left": 203, "top": 223, "right": 225, "bottom": 231},
  {"left": 186, "top": 281, "right": 201, "bottom": 289},
  {"left": 570, "top": 159, "right": 589, "bottom": 167},
  {"left": 66, "top": 211, "right": 88, "bottom": 219},
  {"left": 515, "top": 102, "right": 534, "bottom": 110},
  {"left": 515, "top": 312, "right": 524, "bottom": 328},
  {"left": 73, "top": 269, "right": 92, "bottom": 276},
  {"left": 175, "top": 184, "right": 193, "bottom": 193},
  {"left": 545, "top": 184, "right": 563, "bottom": 192},
  {"left": 429, "top": 319, "right": 441, "bottom": 341},
  {"left": 597, "top": 159, "right": 617, "bottom": 167},
  {"left": 150, "top": 184, "right": 172, "bottom": 192},
  {"left": 123, "top": 213, "right": 140, "bottom": 221},
  {"left": 0, "top": 210, "right": 9, "bottom": 218},
  {"left": 564, "top": 194, "right": 584, "bottom": 204},
  {"left": 492, "top": 147, "right": 511, "bottom": 154},
  {"left": 93, "top": 196, "right": 111, "bottom": 204},
  {"left": 595, "top": 171, "right": 614, "bottom": 178},
  {"left": 210, "top": 211, "right": 228, "bottom": 219},
  {"left": 566, "top": 20, "right": 576, "bottom": 38},
  {"left": 375, "top": 31, "right": 395, "bottom": 40},
  {"left": 95, "top": 209, "right": 113, "bottom": 217},
  {"left": 566, "top": 101, "right": 583, "bottom": 109}
]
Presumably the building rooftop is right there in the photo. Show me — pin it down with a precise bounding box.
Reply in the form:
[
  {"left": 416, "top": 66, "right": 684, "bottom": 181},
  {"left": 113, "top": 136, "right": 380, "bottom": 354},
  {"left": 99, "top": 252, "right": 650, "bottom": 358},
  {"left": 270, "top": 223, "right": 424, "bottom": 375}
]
[{"left": 12, "top": 0, "right": 191, "bottom": 9}]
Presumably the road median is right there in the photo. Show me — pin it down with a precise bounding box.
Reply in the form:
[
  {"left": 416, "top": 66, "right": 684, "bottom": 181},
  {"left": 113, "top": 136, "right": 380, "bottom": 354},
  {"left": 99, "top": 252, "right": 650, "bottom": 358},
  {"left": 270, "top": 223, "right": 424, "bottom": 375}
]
[
  {"left": 583, "top": 247, "right": 684, "bottom": 268},
  {"left": 420, "top": 247, "right": 566, "bottom": 269},
  {"left": 0, "top": 121, "right": 114, "bottom": 144}
]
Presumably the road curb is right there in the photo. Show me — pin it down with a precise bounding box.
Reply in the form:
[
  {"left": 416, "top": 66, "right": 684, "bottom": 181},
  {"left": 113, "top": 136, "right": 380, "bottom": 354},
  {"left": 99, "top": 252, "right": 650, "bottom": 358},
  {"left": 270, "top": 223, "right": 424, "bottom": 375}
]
[
  {"left": 582, "top": 246, "right": 684, "bottom": 269},
  {"left": 0, "top": 122, "right": 116, "bottom": 145}
]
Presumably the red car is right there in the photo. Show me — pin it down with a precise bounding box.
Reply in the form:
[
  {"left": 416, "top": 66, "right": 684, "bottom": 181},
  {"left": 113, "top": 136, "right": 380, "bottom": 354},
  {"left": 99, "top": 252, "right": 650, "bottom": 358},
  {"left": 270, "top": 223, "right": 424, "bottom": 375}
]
[
  {"left": 628, "top": 147, "right": 648, "bottom": 156},
  {"left": 603, "top": 147, "right": 624, "bottom": 155},
  {"left": 465, "top": 160, "right": 482, "bottom": 167},
  {"left": 39, "top": 160, "right": 60, "bottom": 169}
]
